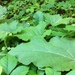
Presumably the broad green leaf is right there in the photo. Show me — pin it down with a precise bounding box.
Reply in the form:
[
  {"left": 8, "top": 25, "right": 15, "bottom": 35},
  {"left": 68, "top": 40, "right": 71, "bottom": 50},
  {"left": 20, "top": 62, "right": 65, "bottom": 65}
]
[
  {"left": 33, "top": 11, "right": 44, "bottom": 25},
  {"left": 0, "top": 20, "right": 23, "bottom": 34},
  {"left": 54, "top": 18, "right": 73, "bottom": 26},
  {"left": 44, "top": 14, "right": 61, "bottom": 26},
  {"left": 0, "top": 32, "right": 7, "bottom": 40},
  {"left": 0, "top": 66, "right": 2, "bottom": 75},
  {"left": 0, "top": 20, "right": 23, "bottom": 39},
  {"left": 45, "top": 68, "right": 61, "bottom": 75},
  {"left": 66, "top": 70, "right": 75, "bottom": 75},
  {"left": 9, "top": 20, "right": 23, "bottom": 34},
  {"left": 64, "top": 24, "right": 75, "bottom": 31},
  {"left": 15, "top": 21, "right": 47, "bottom": 41},
  {"left": 0, "top": 5, "right": 7, "bottom": 20},
  {"left": 10, "top": 66, "right": 29, "bottom": 75},
  {"left": 9, "top": 37, "right": 75, "bottom": 71},
  {"left": 0, "top": 54, "right": 17, "bottom": 74},
  {"left": 44, "top": 14, "right": 74, "bottom": 26},
  {"left": 51, "top": 31, "right": 66, "bottom": 36}
]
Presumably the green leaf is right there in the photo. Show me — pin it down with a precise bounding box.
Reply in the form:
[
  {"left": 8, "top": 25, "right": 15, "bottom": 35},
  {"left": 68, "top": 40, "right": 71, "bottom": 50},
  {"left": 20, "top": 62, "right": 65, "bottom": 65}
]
[
  {"left": 27, "top": 70, "right": 37, "bottom": 75},
  {"left": 45, "top": 68, "right": 61, "bottom": 75},
  {"left": 10, "top": 66, "right": 29, "bottom": 75},
  {"left": 9, "top": 37, "right": 75, "bottom": 71},
  {"left": 51, "top": 31, "right": 66, "bottom": 37},
  {"left": 0, "top": 54, "right": 17, "bottom": 74},
  {"left": 66, "top": 70, "right": 75, "bottom": 75},
  {"left": 15, "top": 21, "right": 47, "bottom": 41},
  {"left": 37, "top": 70, "right": 44, "bottom": 75},
  {"left": 54, "top": 18, "right": 73, "bottom": 26},
  {"left": 45, "top": 68, "right": 54, "bottom": 75},
  {"left": 42, "top": 30, "right": 52, "bottom": 37},
  {"left": 0, "top": 20, "right": 23, "bottom": 34},
  {"left": 0, "top": 20, "right": 23, "bottom": 39},
  {"left": 0, "top": 31, "right": 7, "bottom": 40},
  {"left": 64, "top": 24, "right": 75, "bottom": 31},
  {"left": 44, "top": 14, "right": 61, "bottom": 26},
  {"left": 44, "top": 14, "right": 74, "bottom": 26},
  {"left": 33, "top": 11, "right": 44, "bottom": 25},
  {"left": 0, "top": 5, "right": 7, "bottom": 20},
  {"left": 0, "top": 66, "right": 2, "bottom": 75}
]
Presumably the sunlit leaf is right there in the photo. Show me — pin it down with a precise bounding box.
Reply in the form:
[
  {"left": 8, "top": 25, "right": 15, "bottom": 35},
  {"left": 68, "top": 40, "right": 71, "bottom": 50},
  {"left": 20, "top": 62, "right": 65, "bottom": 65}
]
[
  {"left": 44, "top": 14, "right": 74, "bottom": 26},
  {"left": 9, "top": 37, "right": 75, "bottom": 71},
  {"left": 10, "top": 66, "right": 29, "bottom": 75},
  {"left": 0, "top": 66, "right": 2, "bottom": 75},
  {"left": 0, "top": 54, "right": 17, "bottom": 74},
  {"left": 45, "top": 68, "right": 61, "bottom": 75}
]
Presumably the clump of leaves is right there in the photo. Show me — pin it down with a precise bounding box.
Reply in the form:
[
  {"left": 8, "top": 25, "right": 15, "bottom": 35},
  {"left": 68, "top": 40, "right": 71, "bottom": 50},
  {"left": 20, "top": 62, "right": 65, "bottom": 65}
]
[{"left": 1, "top": 0, "right": 75, "bottom": 75}]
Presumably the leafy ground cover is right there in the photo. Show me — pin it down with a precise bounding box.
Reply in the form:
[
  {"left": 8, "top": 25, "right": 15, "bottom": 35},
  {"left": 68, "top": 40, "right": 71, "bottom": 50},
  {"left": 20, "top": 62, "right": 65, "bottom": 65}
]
[{"left": 0, "top": 0, "right": 75, "bottom": 75}]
